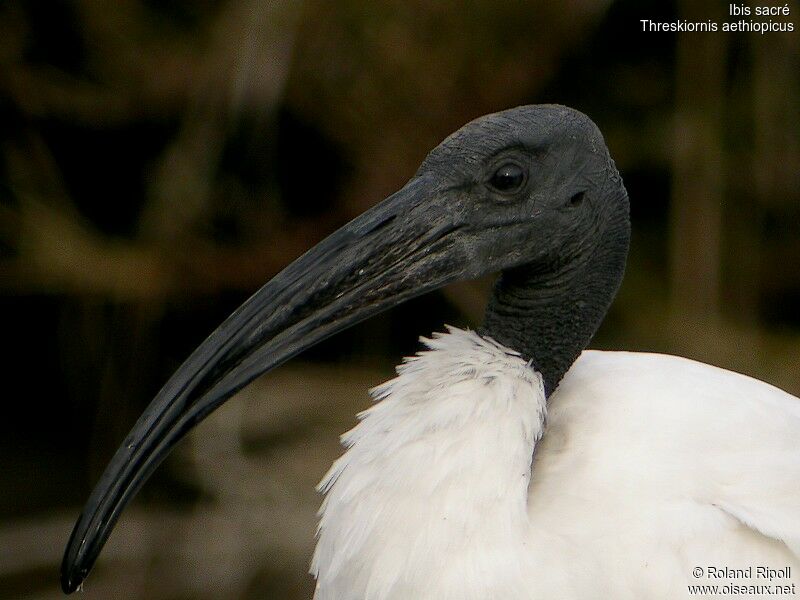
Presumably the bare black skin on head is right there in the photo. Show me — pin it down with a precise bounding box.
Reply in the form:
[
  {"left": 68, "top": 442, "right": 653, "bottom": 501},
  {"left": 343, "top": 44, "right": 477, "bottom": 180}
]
[
  {"left": 468, "top": 110, "right": 630, "bottom": 394},
  {"left": 60, "top": 105, "right": 629, "bottom": 593}
]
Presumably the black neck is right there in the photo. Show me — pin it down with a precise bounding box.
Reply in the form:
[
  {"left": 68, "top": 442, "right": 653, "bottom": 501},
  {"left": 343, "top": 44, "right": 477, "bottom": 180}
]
[{"left": 480, "top": 216, "right": 630, "bottom": 396}]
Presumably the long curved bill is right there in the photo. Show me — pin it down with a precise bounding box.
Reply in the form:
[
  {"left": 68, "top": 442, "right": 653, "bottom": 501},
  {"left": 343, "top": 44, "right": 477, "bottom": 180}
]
[{"left": 61, "top": 175, "right": 472, "bottom": 593}]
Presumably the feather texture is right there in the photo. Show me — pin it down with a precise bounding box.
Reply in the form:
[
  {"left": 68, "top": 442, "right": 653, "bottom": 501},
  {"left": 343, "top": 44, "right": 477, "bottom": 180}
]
[
  {"left": 312, "top": 329, "right": 800, "bottom": 599},
  {"left": 312, "top": 327, "right": 545, "bottom": 599}
]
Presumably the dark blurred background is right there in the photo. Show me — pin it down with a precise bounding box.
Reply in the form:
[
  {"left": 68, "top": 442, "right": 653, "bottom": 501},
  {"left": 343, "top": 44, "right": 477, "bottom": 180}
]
[{"left": 1, "top": 1, "right": 798, "bottom": 598}]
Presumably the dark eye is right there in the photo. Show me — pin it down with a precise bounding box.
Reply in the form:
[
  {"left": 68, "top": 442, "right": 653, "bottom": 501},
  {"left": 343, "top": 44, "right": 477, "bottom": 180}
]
[{"left": 488, "top": 163, "right": 526, "bottom": 193}]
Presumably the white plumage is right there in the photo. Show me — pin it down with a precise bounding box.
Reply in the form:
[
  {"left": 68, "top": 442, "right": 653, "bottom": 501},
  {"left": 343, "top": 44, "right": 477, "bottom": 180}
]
[{"left": 312, "top": 327, "right": 800, "bottom": 599}]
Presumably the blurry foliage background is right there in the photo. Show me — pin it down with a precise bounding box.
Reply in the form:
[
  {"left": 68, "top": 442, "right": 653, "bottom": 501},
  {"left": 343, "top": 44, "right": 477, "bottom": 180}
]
[{"left": 1, "top": 0, "right": 798, "bottom": 598}]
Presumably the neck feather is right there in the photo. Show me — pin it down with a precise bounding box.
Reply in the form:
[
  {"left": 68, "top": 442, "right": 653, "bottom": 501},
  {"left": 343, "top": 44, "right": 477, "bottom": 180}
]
[{"left": 312, "top": 328, "right": 544, "bottom": 600}]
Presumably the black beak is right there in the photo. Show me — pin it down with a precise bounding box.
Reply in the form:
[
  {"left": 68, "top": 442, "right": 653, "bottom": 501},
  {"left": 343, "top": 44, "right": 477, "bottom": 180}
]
[{"left": 61, "top": 175, "right": 474, "bottom": 593}]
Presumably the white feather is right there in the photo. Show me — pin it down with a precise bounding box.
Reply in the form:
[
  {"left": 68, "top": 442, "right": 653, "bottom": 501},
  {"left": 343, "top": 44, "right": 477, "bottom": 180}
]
[{"left": 312, "top": 328, "right": 800, "bottom": 599}]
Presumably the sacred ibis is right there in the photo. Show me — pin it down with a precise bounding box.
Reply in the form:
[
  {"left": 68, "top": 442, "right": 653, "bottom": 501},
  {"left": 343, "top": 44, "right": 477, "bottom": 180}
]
[{"left": 62, "top": 105, "right": 800, "bottom": 598}]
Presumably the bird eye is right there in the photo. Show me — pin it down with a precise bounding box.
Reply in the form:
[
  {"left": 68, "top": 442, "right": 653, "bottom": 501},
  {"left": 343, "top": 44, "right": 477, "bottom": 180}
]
[{"left": 488, "top": 163, "right": 526, "bottom": 194}]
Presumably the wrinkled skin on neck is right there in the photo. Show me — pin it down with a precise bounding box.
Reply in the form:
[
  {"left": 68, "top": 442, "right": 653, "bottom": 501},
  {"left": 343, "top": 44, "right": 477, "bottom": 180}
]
[{"left": 482, "top": 184, "right": 630, "bottom": 396}]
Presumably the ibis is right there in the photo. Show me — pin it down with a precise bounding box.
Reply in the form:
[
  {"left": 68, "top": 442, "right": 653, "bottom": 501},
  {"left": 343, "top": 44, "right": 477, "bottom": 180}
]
[{"left": 62, "top": 105, "right": 800, "bottom": 598}]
